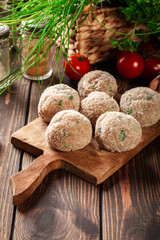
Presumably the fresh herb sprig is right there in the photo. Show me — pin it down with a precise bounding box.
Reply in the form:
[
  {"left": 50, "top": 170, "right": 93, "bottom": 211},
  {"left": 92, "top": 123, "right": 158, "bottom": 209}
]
[
  {"left": 0, "top": 0, "right": 159, "bottom": 94},
  {"left": 111, "top": 0, "right": 160, "bottom": 51},
  {"left": 0, "top": 0, "right": 101, "bottom": 94}
]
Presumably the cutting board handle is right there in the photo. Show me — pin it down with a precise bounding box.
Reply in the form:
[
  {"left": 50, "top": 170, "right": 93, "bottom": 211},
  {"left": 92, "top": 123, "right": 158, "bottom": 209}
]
[{"left": 10, "top": 154, "right": 62, "bottom": 205}]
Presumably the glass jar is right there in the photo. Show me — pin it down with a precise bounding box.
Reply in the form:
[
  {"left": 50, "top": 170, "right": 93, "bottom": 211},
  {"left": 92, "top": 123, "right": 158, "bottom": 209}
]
[
  {"left": 21, "top": 20, "right": 53, "bottom": 80},
  {"left": 0, "top": 0, "right": 7, "bottom": 12},
  {"left": 0, "top": 24, "right": 10, "bottom": 90}
]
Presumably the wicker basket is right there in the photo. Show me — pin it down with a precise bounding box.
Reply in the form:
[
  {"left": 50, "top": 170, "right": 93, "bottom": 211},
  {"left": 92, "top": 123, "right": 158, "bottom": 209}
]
[{"left": 57, "top": 7, "right": 145, "bottom": 64}]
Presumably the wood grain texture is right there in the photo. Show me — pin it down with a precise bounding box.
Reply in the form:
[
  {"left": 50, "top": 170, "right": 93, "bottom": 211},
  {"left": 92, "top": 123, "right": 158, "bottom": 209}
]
[
  {"left": 13, "top": 171, "right": 100, "bottom": 240},
  {"left": 97, "top": 59, "right": 160, "bottom": 240},
  {"left": 102, "top": 136, "right": 160, "bottom": 240},
  {"left": 10, "top": 116, "right": 160, "bottom": 205},
  {"left": 13, "top": 75, "right": 101, "bottom": 239},
  {"left": 1, "top": 52, "right": 159, "bottom": 240},
  {"left": 0, "top": 79, "right": 31, "bottom": 240}
]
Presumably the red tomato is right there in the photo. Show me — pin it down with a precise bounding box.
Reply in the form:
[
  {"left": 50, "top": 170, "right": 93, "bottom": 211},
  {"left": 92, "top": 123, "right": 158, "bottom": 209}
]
[
  {"left": 63, "top": 54, "right": 91, "bottom": 80},
  {"left": 117, "top": 52, "right": 144, "bottom": 79},
  {"left": 141, "top": 57, "right": 160, "bottom": 82}
]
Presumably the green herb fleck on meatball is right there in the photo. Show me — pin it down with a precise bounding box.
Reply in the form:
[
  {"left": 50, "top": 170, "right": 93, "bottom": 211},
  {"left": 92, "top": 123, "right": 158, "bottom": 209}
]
[
  {"left": 126, "top": 108, "right": 132, "bottom": 114},
  {"left": 62, "top": 129, "right": 66, "bottom": 136},
  {"left": 56, "top": 87, "right": 61, "bottom": 91},
  {"left": 68, "top": 95, "right": 73, "bottom": 100},
  {"left": 103, "top": 111, "right": 109, "bottom": 114},
  {"left": 77, "top": 120, "right": 80, "bottom": 124},
  {"left": 108, "top": 87, "right": 116, "bottom": 95},
  {"left": 65, "top": 144, "right": 70, "bottom": 148},
  {"left": 92, "top": 87, "right": 97, "bottom": 91},
  {"left": 147, "top": 95, "right": 152, "bottom": 101},
  {"left": 120, "top": 130, "right": 125, "bottom": 141},
  {"left": 108, "top": 87, "right": 113, "bottom": 93},
  {"left": 98, "top": 128, "right": 101, "bottom": 133},
  {"left": 58, "top": 100, "right": 62, "bottom": 107},
  {"left": 62, "top": 129, "right": 70, "bottom": 137}
]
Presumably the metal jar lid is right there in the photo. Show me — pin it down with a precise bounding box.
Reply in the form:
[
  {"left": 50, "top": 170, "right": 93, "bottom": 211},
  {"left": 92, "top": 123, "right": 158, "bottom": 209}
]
[
  {"left": 0, "top": 25, "right": 9, "bottom": 38},
  {"left": 21, "top": 19, "right": 47, "bottom": 32}
]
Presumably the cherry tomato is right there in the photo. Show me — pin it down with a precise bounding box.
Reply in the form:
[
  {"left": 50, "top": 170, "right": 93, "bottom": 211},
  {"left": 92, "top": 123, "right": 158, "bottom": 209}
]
[
  {"left": 63, "top": 54, "right": 91, "bottom": 80},
  {"left": 141, "top": 57, "right": 160, "bottom": 82},
  {"left": 117, "top": 52, "right": 144, "bottom": 79}
]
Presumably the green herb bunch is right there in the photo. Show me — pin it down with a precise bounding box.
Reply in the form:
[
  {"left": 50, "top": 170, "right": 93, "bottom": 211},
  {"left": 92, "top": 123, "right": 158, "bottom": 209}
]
[
  {"left": 110, "top": 0, "right": 160, "bottom": 51},
  {"left": 121, "top": 0, "right": 160, "bottom": 43},
  {"left": 122, "top": 0, "right": 160, "bottom": 32},
  {"left": 0, "top": 0, "right": 101, "bottom": 94},
  {"left": 0, "top": 0, "right": 159, "bottom": 94}
]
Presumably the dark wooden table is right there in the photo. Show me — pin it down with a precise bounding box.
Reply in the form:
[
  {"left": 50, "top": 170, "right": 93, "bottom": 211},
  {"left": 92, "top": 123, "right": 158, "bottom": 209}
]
[{"left": 0, "top": 56, "right": 160, "bottom": 240}]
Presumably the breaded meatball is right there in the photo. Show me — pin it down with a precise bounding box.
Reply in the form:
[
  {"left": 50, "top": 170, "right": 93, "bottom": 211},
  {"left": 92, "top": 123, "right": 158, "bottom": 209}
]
[
  {"left": 38, "top": 84, "right": 80, "bottom": 122},
  {"left": 120, "top": 87, "right": 160, "bottom": 127},
  {"left": 45, "top": 110, "right": 92, "bottom": 152},
  {"left": 80, "top": 92, "right": 120, "bottom": 127},
  {"left": 95, "top": 112, "right": 142, "bottom": 152},
  {"left": 78, "top": 70, "right": 118, "bottom": 99}
]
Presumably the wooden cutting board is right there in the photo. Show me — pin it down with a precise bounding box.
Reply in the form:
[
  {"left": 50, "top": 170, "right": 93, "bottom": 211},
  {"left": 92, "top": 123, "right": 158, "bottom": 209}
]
[{"left": 11, "top": 117, "right": 160, "bottom": 205}]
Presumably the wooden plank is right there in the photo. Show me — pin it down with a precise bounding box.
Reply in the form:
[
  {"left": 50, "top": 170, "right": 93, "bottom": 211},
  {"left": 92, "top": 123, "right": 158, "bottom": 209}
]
[
  {"left": 14, "top": 170, "right": 100, "bottom": 240},
  {"left": 9, "top": 57, "right": 160, "bottom": 205},
  {"left": 101, "top": 135, "right": 160, "bottom": 240},
  {"left": 10, "top": 117, "right": 160, "bottom": 205},
  {"left": 0, "top": 79, "right": 31, "bottom": 240},
  {"left": 97, "top": 60, "right": 160, "bottom": 239},
  {"left": 11, "top": 54, "right": 159, "bottom": 239},
  {"left": 99, "top": 60, "right": 160, "bottom": 239},
  {"left": 13, "top": 63, "right": 101, "bottom": 239}
]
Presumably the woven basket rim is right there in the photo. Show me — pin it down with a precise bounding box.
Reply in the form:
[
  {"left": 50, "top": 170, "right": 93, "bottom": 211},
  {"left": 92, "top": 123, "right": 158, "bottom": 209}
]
[{"left": 81, "top": 6, "right": 120, "bottom": 14}]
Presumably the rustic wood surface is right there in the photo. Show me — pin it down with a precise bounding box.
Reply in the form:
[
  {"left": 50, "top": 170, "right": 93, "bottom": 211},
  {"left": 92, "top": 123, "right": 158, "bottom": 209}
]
[
  {"left": 0, "top": 56, "right": 160, "bottom": 240},
  {"left": 10, "top": 117, "right": 160, "bottom": 205}
]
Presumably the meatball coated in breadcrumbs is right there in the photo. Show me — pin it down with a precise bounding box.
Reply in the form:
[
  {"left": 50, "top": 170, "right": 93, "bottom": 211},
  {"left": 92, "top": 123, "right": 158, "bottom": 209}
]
[
  {"left": 95, "top": 112, "right": 142, "bottom": 152},
  {"left": 120, "top": 87, "right": 160, "bottom": 127},
  {"left": 38, "top": 84, "right": 80, "bottom": 123},
  {"left": 45, "top": 110, "right": 92, "bottom": 152},
  {"left": 80, "top": 92, "right": 120, "bottom": 127},
  {"left": 78, "top": 70, "right": 117, "bottom": 99}
]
